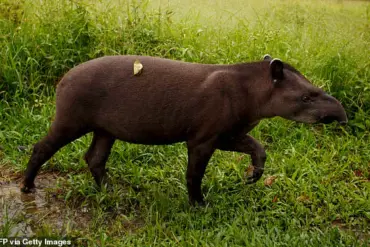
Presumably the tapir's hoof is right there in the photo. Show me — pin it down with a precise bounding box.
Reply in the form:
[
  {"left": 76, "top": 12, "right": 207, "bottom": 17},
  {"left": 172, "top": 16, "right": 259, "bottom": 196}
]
[
  {"left": 20, "top": 181, "right": 36, "bottom": 193},
  {"left": 245, "top": 166, "right": 264, "bottom": 184},
  {"left": 189, "top": 197, "right": 205, "bottom": 207},
  {"left": 190, "top": 200, "right": 206, "bottom": 207},
  {"left": 245, "top": 177, "right": 259, "bottom": 184}
]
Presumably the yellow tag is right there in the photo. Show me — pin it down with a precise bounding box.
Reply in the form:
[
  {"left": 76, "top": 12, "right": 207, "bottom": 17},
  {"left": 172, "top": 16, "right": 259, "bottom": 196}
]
[{"left": 133, "top": 59, "right": 143, "bottom": 75}]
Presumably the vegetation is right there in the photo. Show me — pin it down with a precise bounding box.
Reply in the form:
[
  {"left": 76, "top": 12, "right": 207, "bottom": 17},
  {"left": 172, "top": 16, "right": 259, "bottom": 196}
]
[{"left": 0, "top": 0, "right": 369, "bottom": 246}]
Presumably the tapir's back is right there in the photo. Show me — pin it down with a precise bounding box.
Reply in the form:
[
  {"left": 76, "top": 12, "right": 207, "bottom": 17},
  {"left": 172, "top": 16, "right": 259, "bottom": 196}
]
[
  {"left": 56, "top": 56, "right": 222, "bottom": 144},
  {"left": 59, "top": 55, "right": 211, "bottom": 88}
]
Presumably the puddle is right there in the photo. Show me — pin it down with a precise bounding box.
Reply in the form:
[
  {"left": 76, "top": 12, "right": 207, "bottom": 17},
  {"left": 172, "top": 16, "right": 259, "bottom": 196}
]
[{"left": 0, "top": 172, "right": 91, "bottom": 237}]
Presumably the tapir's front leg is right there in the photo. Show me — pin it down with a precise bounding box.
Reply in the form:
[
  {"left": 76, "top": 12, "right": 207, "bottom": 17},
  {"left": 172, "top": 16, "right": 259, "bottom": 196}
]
[
  {"left": 186, "top": 140, "right": 216, "bottom": 205},
  {"left": 217, "top": 134, "right": 266, "bottom": 184}
]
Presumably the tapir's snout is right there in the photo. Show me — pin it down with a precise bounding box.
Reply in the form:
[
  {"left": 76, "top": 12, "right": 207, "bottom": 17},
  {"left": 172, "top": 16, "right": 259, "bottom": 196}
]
[{"left": 318, "top": 94, "right": 348, "bottom": 125}]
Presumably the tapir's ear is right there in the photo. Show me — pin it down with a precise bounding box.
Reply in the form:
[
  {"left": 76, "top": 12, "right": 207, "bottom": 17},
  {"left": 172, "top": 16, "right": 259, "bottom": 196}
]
[
  {"left": 270, "top": 58, "right": 284, "bottom": 81},
  {"left": 263, "top": 54, "right": 272, "bottom": 61}
]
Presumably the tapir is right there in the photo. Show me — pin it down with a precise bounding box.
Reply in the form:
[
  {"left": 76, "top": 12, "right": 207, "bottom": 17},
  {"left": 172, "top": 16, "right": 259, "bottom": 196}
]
[{"left": 21, "top": 54, "right": 348, "bottom": 205}]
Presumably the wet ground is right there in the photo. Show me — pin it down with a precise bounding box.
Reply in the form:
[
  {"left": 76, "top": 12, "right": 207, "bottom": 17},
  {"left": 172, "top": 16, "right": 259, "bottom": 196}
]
[{"left": 0, "top": 170, "right": 91, "bottom": 237}]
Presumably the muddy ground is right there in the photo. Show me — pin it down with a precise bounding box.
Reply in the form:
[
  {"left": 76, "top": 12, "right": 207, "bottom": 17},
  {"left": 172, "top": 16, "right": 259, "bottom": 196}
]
[{"left": 0, "top": 169, "right": 91, "bottom": 237}]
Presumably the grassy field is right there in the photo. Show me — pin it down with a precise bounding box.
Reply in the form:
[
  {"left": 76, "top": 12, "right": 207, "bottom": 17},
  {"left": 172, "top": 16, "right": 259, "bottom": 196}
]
[{"left": 0, "top": 0, "right": 369, "bottom": 246}]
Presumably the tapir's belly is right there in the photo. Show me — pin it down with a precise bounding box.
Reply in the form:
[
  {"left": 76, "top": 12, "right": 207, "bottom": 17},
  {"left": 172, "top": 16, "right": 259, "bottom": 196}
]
[
  {"left": 95, "top": 104, "right": 192, "bottom": 145},
  {"left": 103, "top": 124, "right": 189, "bottom": 145},
  {"left": 111, "top": 124, "right": 188, "bottom": 145}
]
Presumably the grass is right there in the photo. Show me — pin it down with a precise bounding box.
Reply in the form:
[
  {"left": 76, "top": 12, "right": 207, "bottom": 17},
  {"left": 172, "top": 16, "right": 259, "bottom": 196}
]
[{"left": 0, "top": 0, "right": 369, "bottom": 246}]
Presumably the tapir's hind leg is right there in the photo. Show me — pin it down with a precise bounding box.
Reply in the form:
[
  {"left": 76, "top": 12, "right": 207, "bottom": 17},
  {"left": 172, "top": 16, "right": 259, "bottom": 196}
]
[
  {"left": 21, "top": 122, "right": 89, "bottom": 193},
  {"left": 84, "top": 131, "right": 115, "bottom": 187}
]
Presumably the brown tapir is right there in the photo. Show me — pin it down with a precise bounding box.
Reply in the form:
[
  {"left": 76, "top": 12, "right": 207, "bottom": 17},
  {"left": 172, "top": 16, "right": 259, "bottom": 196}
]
[{"left": 20, "top": 54, "right": 348, "bottom": 205}]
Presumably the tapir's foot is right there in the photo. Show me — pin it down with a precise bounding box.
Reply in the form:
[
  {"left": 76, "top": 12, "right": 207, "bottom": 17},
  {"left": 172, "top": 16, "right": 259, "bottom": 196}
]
[
  {"left": 94, "top": 172, "right": 113, "bottom": 191},
  {"left": 189, "top": 195, "right": 205, "bottom": 207},
  {"left": 20, "top": 180, "right": 36, "bottom": 193},
  {"left": 190, "top": 199, "right": 205, "bottom": 207},
  {"left": 245, "top": 165, "right": 264, "bottom": 184},
  {"left": 98, "top": 181, "right": 114, "bottom": 193}
]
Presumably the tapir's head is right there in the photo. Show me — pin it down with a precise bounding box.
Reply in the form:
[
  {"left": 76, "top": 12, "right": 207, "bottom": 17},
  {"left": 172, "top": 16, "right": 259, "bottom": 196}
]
[{"left": 261, "top": 55, "right": 348, "bottom": 125}]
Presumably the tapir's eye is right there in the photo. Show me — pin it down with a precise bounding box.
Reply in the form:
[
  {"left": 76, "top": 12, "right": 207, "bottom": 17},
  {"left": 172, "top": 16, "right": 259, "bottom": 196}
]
[{"left": 302, "top": 95, "right": 311, "bottom": 103}]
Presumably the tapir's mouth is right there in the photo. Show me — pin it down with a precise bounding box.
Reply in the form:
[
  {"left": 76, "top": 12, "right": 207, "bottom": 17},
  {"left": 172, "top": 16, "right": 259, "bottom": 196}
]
[{"left": 319, "top": 115, "right": 347, "bottom": 125}]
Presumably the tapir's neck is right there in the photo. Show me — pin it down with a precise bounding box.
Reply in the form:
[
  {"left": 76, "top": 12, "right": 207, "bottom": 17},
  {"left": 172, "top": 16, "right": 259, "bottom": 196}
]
[{"left": 224, "top": 61, "right": 274, "bottom": 123}]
